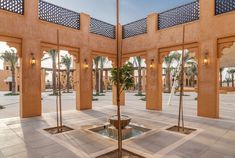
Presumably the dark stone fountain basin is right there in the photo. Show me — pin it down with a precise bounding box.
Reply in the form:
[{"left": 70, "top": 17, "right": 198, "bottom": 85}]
[{"left": 109, "top": 115, "right": 131, "bottom": 129}]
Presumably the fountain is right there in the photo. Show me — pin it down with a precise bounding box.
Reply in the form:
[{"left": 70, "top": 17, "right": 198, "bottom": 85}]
[
  {"left": 89, "top": 115, "right": 150, "bottom": 140},
  {"left": 109, "top": 115, "right": 131, "bottom": 129}
]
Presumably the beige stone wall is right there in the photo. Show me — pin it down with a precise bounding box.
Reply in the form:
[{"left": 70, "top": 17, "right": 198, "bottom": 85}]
[{"left": 0, "top": 70, "right": 11, "bottom": 91}]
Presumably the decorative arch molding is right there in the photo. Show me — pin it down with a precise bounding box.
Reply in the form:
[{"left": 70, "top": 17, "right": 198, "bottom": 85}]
[
  {"left": 158, "top": 42, "right": 198, "bottom": 64},
  {"left": 217, "top": 36, "right": 235, "bottom": 58},
  {"left": 40, "top": 42, "right": 79, "bottom": 62},
  {"left": 0, "top": 35, "right": 22, "bottom": 57}
]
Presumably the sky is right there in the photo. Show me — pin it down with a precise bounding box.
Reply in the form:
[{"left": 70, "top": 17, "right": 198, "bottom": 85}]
[{"left": 44, "top": 0, "right": 194, "bottom": 24}]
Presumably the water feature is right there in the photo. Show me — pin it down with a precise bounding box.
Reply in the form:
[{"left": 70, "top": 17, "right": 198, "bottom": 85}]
[{"left": 89, "top": 115, "right": 150, "bottom": 140}]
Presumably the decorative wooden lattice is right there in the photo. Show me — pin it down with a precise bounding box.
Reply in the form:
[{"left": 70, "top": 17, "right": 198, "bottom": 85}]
[
  {"left": 90, "top": 18, "right": 116, "bottom": 39},
  {"left": 0, "top": 0, "right": 24, "bottom": 15},
  {"left": 122, "top": 18, "right": 147, "bottom": 39},
  {"left": 39, "top": 0, "right": 80, "bottom": 30},
  {"left": 158, "top": 0, "right": 199, "bottom": 30},
  {"left": 215, "top": 0, "right": 235, "bottom": 15}
]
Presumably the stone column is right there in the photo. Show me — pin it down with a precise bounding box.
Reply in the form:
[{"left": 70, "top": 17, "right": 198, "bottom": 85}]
[
  {"left": 75, "top": 47, "right": 92, "bottom": 110},
  {"left": 20, "top": 39, "right": 42, "bottom": 118},
  {"left": 146, "top": 50, "right": 162, "bottom": 110},
  {"left": 41, "top": 69, "right": 46, "bottom": 92},
  {"left": 142, "top": 69, "right": 146, "bottom": 92},
  {"left": 198, "top": 0, "right": 219, "bottom": 118},
  {"left": 145, "top": 13, "right": 162, "bottom": 110},
  {"left": 104, "top": 70, "right": 108, "bottom": 91},
  {"left": 20, "top": 0, "right": 42, "bottom": 118},
  {"left": 75, "top": 13, "right": 92, "bottom": 110}
]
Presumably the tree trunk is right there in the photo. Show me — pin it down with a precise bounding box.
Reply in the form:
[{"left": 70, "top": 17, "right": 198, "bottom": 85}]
[
  {"left": 219, "top": 68, "right": 223, "bottom": 87},
  {"left": 95, "top": 64, "right": 99, "bottom": 95},
  {"left": 11, "top": 68, "right": 16, "bottom": 94},
  {"left": 166, "top": 67, "right": 171, "bottom": 93},
  {"left": 100, "top": 69, "right": 104, "bottom": 93},
  {"left": 52, "top": 59, "right": 57, "bottom": 95},
  {"left": 232, "top": 73, "right": 234, "bottom": 87},
  {"left": 138, "top": 64, "right": 142, "bottom": 94},
  {"left": 66, "top": 71, "right": 70, "bottom": 93}
]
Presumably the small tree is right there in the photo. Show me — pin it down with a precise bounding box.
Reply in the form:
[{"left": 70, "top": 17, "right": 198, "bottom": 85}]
[
  {"left": 0, "top": 49, "right": 18, "bottom": 94},
  {"left": 61, "top": 55, "right": 72, "bottom": 93},
  {"left": 110, "top": 62, "right": 135, "bottom": 155},
  {"left": 110, "top": 62, "right": 135, "bottom": 94}
]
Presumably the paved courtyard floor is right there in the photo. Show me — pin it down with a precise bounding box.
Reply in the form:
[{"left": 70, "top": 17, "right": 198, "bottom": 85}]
[{"left": 0, "top": 91, "right": 235, "bottom": 158}]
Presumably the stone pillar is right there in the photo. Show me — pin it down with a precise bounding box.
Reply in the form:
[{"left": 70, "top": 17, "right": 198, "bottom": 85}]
[
  {"left": 146, "top": 50, "right": 162, "bottom": 110},
  {"left": 145, "top": 13, "right": 161, "bottom": 110},
  {"left": 75, "top": 13, "right": 92, "bottom": 110},
  {"left": 104, "top": 70, "right": 108, "bottom": 91},
  {"left": 41, "top": 69, "right": 46, "bottom": 92},
  {"left": 142, "top": 69, "right": 146, "bottom": 92},
  {"left": 20, "top": 0, "right": 41, "bottom": 118},
  {"left": 76, "top": 47, "right": 92, "bottom": 110},
  {"left": 198, "top": 0, "right": 219, "bottom": 118},
  {"left": 20, "top": 39, "right": 42, "bottom": 118}
]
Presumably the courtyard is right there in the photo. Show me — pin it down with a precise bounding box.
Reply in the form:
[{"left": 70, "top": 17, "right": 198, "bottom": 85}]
[
  {"left": 0, "top": 92, "right": 235, "bottom": 158},
  {"left": 1, "top": 0, "right": 235, "bottom": 157}
]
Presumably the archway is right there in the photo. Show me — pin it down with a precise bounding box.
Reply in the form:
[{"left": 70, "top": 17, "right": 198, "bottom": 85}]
[
  {"left": 0, "top": 37, "right": 21, "bottom": 118},
  {"left": 219, "top": 42, "right": 235, "bottom": 120},
  {"left": 92, "top": 54, "right": 115, "bottom": 107},
  {"left": 41, "top": 48, "right": 77, "bottom": 113},
  {"left": 159, "top": 48, "right": 198, "bottom": 117}
]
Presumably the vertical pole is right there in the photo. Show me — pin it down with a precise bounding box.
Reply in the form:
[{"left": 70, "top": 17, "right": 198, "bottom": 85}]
[
  {"left": 178, "top": 26, "right": 185, "bottom": 131},
  {"left": 57, "top": 30, "right": 63, "bottom": 131},
  {"left": 116, "top": 0, "right": 122, "bottom": 157}
]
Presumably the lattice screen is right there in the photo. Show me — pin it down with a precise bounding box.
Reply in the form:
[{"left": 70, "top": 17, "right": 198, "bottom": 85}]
[
  {"left": 158, "top": 0, "right": 199, "bottom": 30},
  {"left": 122, "top": 18, "right": 147, "bottom": 39},
  {"left": 215, "top": 0, "right": 235, "bottom": 15},
  {"left": 90, "top": 18, "right": 116, "bottom": 39},
  {"left": 39, "top": 0, "right": 80, "bottom": 30},
  {"left": 0, "top": 0, "right": 24, "bottom": 15}
]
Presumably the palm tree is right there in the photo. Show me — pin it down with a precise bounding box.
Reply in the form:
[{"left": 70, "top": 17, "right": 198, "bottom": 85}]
[
  {"left": 186, "top": 61, "right": 198, "bottom": 87},
  {"left": 164, "top": 52, "right": 180, "bottom": 93},
  {"left": 99, "top": 57, "right": 107, "bottom": 93},
  {"left": 228, "top": 68, "right": 235, "bottom": 87},
  {"left": 0, "top": 49, "right": 18, "bottom": 94},
  {"left": 134, "top": 56, "right": 142, "bottom": 95},
  {"left": 94, "top": 56, "right": 101, "bottom": 95},
  {"left": 225, "top": 77, "right": 230, "bottom": 87},
  {"left": 219, "top": 68, "right": 224, "bottom": 87},
  {"left": 61, "top": 55, "right": 72, "bottom": 93},
  {"left": 42, "top": 50, "right": 58, "bottom": 95}
]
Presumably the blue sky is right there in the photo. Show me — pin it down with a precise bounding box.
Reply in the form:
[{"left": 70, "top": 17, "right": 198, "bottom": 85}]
[{"left": 45, "top": 0, "right": 194, "bottom": 24}]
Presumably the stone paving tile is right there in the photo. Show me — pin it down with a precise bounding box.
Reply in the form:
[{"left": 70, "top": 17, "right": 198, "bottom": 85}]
[
  {"left": 170, "top": 140, "right": 210, "bottom": 158},
  {"left": 0, "top": 151, "right": 4, "bottom": 158},
  {"left": 210, "top": 137, "right": 235, "bottom": 157},
  {"left": 6, "top": 149, "right": 43, "bottom": 158},
  {"left": 130, "top": 131, "right": 183, "bottom": 154},
  {"left": 44, "top": 150, "right": 80, "bottom": 158},
  {"left": 0, "top": 143, "right": 27, "bottom": 157},
  {"left": 199, "top": 150, "right": 234, "bottom": 158},
  {"left": 34, "top": 143, "right": 66, "bottom": 157}
]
